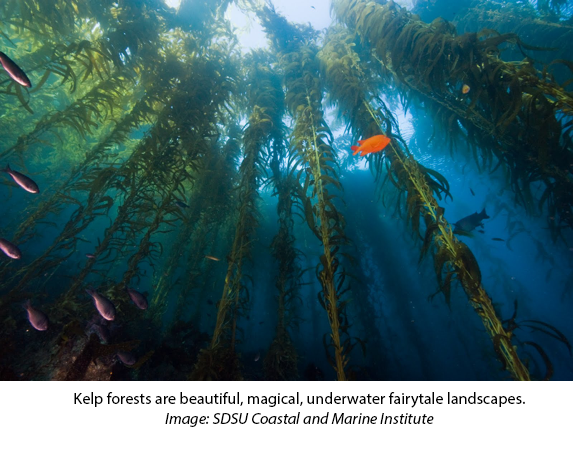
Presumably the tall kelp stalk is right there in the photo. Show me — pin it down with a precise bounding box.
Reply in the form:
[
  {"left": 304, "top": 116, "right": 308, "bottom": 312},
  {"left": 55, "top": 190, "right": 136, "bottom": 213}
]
[
  {"left": 3, "top": 89, "right": 158, "bottom": 248},
  {"left": 0, "top": 78, "right": 176, "bottom": 315},
  {"left": 332, "top": 0, "right": 573, "bottom": 241},
  {"left": 0, "top": 80, "right": 153, "bottom": 309},
  {"left": 0, "top": 0, "right": 171, "bottom": 138},
  {"left": 55, "top": 38, "right": 240, "bottom": 308},
  {"left": 149, "top": 145, "right": 237, "bottom": 328},
  {"left": 0, "top": 81, "right": 161, "bottom": 295},
  {"left": 0, "top": 71, "right": 132, "bottom": 162},
  {"left": 237, "top": 51, "right": 301, "bottom": 381},
  {"left": 320, "top": 25, "right": 530, "bottom": 380},
  {"left": 55, "top": 119, "right": 182, "bottom": 308},
  {"left": 113, "top": 169, "right": 188, "bottom": 289},
  {"left": 0, "top": 0, "right": 181, "bottom": 300},
  {"left": 265, "top": 160, "right": 301, "bottom": 380},
  {"left": 170, "top": 129, "right": 241, "bottom": 328},
  {"left": 190, "top": 144, "right": 256, "bottom": 381},
  {"left": 191, "top": 66, "right": 272, "bottom": 381},
  {"left": 258, "top": 6, "right": 357, "bottom": 381}
]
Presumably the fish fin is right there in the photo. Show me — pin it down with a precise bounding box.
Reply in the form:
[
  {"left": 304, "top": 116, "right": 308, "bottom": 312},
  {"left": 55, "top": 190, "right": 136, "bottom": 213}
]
[{"left": 357, "top": 140, "right": 366, "bottom": 145}]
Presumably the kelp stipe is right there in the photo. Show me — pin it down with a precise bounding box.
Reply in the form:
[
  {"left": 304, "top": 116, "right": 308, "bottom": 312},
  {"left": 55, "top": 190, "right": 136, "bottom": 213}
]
[
  {"left": 320, "top": 21, "right": 530, "bottom": 380},
  {"left": 258, "top": 5, "right": 360, "bottom": 381},
  {"left": 332, "top": 0, "right": 573, "bottom": 240},
  {"left": 191, "top": 52, "right": 277, "bottom": 381}
]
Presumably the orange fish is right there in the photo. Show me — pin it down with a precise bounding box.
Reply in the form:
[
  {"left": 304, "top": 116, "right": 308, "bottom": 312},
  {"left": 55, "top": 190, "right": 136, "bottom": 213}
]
[
  {"left": 462, "top": 84, "right": 470, "bottom": 94},
  {"left": 351, "top": 135, "right": 391, "bottom": 157}
]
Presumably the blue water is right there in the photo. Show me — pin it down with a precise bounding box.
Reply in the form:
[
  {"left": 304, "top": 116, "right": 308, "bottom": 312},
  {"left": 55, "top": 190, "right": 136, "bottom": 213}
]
[{"left": 0, "top": 0, "right": 572, "bottom": 381}]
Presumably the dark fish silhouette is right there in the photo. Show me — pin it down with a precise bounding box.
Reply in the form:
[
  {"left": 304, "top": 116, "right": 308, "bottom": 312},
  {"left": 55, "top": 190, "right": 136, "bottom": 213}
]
[
  {"left": 454, "top": 209, "right": 489, "bottom": 233},
  {"left": 126, "top": 287, "right": 148, "bottom": 310},
  {"left": 23, "top": 300, "right": 48, "bottom": 331},
  {"left": 470, "top": 188, "right": 475, "bottom": 196},
  {"left": 117, "top": 351, "right": 136, "bottom": 366},
  {"left": 477, "top": 229, "right": 485, "bottom": 234},
  {"left": 86, "top": 289, "right": 116, "bottom": 321},
  {"left": 492, "top": 238, "right": 505, "bottom": 242},
  {"left": 0, "top": 52, "right": 32, "bottom": 87},
  {"left": 0, "top": 238, "right": 21, "bottom": 259},
  {"left": 3, "top": 164, "right": 39, "bottom": 193},
  {"left": 175, "top": 200, "right": 189, "bottom": 208},
  {"left": 92, "top": 323, "right": 110, "bottom": 344}
]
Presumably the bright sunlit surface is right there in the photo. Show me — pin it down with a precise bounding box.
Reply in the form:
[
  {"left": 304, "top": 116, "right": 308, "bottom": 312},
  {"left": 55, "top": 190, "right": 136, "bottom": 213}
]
[
  {"left": 226, "top": 0, "right": 332, "bottom": 51},
  {"left": 164, "top": 0, "right": 181, "bottom": 9}
]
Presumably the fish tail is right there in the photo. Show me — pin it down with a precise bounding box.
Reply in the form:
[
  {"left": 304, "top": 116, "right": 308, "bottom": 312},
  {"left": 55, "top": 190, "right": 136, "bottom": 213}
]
[
  {"left": 2, "top": 163, "right": 10, "bottom": 173},
  {"left": 85, "top": 288, "right": 95, "bottom": 297},
  {"left": 351, "top": 146, "right": 359, "bottom": 155},
  {"left": 21, "top": 299, "right": 31, "bottom": 310},
  {"left": 481, "top": 208, "right": 489, "bottom": 218}
]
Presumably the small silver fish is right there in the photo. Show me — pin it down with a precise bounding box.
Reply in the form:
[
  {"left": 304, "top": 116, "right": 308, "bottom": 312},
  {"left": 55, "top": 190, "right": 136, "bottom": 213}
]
[
  {"left": 254, "top": 352, "right": 260, "bottom": 362},
  {"left": 0, "top": 238, "right": 21, "bottom": 259},
  {"left": 0, "top": 52, "right": 32, "bottom": 87},
  {"left": 3, "top": 164, "right": 39, "bottom": 193},
  {"left": 23, "top": 300, "right": 48, "bottom": 331},
  {"left": 126, "top": 287, "right": 148, "bottom": 310},
  {"left": 86, "top": 289, "right": 116, "bottom": 321},
  {"left": 86, "top": 254, "right": 96, "bottom": 259},
  {"left": 117, "top": 351, "right": 136, "bottom": 366}
]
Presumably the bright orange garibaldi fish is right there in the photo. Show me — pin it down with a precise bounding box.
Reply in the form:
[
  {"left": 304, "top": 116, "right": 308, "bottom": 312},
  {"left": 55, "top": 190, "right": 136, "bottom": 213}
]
[{"left": 351, "top": 135, "right": 391, "bottom": 157}]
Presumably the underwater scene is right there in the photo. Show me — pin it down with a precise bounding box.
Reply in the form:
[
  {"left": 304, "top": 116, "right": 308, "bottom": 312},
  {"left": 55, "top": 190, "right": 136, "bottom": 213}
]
[{"left": 0, "top": 0, "right": 572, "bottom": 381}]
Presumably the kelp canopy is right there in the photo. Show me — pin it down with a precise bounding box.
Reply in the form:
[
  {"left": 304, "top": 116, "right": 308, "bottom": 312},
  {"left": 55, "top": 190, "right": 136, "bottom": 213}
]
[{"left": 0, "top": 0, "right": 571, "bottom": 381}]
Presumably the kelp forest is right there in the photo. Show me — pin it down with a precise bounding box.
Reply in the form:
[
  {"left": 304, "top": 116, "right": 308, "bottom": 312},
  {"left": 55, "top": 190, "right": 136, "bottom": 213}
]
[{"left": 0, "top": 0, "right": 572, "bottom": 381}]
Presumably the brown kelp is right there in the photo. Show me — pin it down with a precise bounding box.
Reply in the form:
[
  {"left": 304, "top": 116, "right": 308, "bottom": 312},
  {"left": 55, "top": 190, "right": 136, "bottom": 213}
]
[
  {"left": 191, "top": 51, "right": 272, "bottom": 380},
  {"left": 454, "top": 1, "right": 573, "bottom": 66},
  {"left": 320, "top": 24, "right": 530, "bottom": 380},
  {"left": 0, "top": 0, "right": 570, "bottom": 381},
  {"left": 258, "top": 5, "right": 358, "bottom": 381},
  {"left": 332, "top": 0, "right": 573, "bottom": 241},
  {"left": 239, "top": 51, "right": 302, "bottom": 381}
]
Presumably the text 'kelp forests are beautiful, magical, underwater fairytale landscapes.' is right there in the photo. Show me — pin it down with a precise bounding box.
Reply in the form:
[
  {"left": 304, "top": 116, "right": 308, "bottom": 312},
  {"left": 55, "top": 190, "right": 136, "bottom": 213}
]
[{"left": 0, "top": 0, "right": 572, "bottom": 381}]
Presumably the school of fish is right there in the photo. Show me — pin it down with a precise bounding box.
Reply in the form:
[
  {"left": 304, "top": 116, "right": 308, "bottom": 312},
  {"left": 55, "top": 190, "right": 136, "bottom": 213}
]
[
  {"left": 0, "top": 52, "right": 151, "bottom": 367},
  {"left": 0, "top": 52, "right": 500, "bottom": 370}
]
